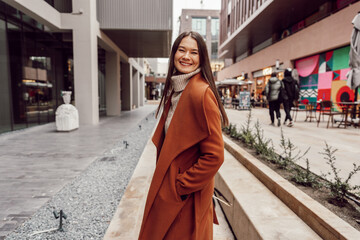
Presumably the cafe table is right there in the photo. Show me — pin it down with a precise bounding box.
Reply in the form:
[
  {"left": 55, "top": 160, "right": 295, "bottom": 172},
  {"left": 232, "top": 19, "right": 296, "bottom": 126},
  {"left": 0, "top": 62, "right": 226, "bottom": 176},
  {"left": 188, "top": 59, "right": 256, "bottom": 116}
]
[{"left": 334, "top": 101, "right": 360, "bottom": 128}]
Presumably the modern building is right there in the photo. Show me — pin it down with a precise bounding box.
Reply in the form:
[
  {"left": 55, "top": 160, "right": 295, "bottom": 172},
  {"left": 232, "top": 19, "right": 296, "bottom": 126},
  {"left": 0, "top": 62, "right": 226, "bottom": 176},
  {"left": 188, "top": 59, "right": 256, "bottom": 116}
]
[
  {"left": 0, "top": 0, "right": 172, "bottom": 134},
  {"left": 218, "top": 0, "right": 359, "bottom": 103},
  {"left": 179, "top": 9, "right": 223, "bottom": 78}
]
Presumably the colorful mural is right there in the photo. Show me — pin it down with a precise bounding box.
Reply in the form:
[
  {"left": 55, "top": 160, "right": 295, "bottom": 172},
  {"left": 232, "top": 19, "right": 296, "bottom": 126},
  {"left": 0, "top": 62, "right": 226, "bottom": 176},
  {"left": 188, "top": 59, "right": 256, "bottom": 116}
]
[{"left": 295, "top": 45, "right": 359, "bottom": 110}]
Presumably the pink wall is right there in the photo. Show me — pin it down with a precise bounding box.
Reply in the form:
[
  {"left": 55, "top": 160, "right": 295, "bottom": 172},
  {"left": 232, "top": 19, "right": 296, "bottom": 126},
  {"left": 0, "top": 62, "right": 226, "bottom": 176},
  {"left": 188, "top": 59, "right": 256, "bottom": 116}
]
[{"left": 218, "top": 1, "right": 360, "bottom": 82}]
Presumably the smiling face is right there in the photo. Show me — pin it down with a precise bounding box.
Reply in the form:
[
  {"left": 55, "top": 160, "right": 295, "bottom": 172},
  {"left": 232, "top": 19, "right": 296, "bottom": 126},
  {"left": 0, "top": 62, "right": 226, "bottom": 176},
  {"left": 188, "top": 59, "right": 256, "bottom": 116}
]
[{"left": 174, "top": 36, "right": 200, "bottom": 74}]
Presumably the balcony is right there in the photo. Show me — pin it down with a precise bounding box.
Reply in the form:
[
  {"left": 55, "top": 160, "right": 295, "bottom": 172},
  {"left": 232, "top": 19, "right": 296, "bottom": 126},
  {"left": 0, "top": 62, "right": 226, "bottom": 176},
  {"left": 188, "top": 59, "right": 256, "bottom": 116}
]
[{"left": 219, "top": 0, "right": 336, "bottom": 59}]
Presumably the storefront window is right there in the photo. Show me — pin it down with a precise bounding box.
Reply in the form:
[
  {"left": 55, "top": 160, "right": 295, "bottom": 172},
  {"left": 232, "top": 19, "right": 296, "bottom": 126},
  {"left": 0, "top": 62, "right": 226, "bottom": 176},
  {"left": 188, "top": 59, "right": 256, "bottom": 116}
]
[
  {"left": 23, "top": 31, "right": 56, "bottom": 125},
  {"left": 0, "top": 19, "right": 12, "bottom": 133},
  {"left": 0, "top": 2, "right": 71, "bottom": 134},
  {"left": 7, "top": 19, "right": 26, "bottom": 130}
]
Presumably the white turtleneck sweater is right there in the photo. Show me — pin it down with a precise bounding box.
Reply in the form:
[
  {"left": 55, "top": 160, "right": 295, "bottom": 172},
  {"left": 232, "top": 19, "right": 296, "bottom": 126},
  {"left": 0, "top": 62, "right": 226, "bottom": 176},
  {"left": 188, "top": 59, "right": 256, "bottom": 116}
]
[{"left": 165, "top": 68, "right": 201, "bottom": 134}]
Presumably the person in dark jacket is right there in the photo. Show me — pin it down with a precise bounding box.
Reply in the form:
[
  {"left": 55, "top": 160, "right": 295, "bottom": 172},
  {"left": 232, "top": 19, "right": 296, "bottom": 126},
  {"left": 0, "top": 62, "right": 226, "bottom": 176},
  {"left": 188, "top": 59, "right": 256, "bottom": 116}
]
[
  {"left": 265, "top": 72, "right": 282, "bottom": 126},
  {"left": 282, "top": 69, "right": 299, "bottom": 127}
]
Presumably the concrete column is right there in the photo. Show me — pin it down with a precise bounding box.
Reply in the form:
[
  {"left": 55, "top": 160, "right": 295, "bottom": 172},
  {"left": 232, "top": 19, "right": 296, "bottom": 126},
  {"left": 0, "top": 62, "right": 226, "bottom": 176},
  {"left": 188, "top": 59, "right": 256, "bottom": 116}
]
[
  {"left": 72, "top": 0, "right": 99, "bottom": 124},
  {"left": 121, "top": 62, "right": 132, "bottom": 110},
  {"left": 105, "top": 52, "right": 121, "bottom": 115},
  {"left": 132, "top": 68, "right": 139, "bottom": 109},
  {"left": 140, "top": 73, "right": 144, "bottom": 106},
  {"left": 206, "top": 16, "right": 212, "bottom": 59}
]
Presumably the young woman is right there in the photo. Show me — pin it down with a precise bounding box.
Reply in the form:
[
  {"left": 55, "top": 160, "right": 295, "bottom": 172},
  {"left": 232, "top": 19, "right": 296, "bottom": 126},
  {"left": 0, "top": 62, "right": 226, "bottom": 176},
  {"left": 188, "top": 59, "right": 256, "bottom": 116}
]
[{"left": 138, "top": 31, "right": 228, "bottom": 240}]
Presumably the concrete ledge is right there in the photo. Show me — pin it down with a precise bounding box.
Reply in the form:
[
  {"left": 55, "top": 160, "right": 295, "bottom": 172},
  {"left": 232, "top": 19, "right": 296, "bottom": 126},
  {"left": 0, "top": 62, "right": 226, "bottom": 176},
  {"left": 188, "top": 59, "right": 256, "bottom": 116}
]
[
  {"left": 222, "top": 134, "right": 360, "bottom": 240},
  {"left": 216, "top": 151, "right": 321, "bottom": 239}
]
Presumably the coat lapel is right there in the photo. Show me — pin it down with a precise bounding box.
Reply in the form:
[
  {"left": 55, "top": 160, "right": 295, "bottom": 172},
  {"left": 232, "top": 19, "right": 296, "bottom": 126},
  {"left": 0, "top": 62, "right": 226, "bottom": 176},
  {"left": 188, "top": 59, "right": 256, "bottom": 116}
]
[{"left": 152, "top": 91, "right": 173, "bottom": 161}]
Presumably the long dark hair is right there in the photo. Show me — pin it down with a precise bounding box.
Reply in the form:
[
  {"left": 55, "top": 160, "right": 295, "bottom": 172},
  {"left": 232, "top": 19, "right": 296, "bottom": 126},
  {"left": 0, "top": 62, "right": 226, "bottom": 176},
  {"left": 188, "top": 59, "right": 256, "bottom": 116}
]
[{"left": 156, "top": 31, "right": 228, "bottom": 126}]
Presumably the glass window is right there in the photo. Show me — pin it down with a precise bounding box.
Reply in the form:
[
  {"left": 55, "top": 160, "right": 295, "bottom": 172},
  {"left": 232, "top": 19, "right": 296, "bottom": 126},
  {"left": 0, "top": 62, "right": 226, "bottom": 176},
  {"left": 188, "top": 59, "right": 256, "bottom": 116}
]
[
  {"left": 211, "top": 41, "right": 218, "bottom": 59},
  {"left": 22, "top": 14, "right": 43, "bottom": 30},
  {"left": 0, "top": 2, "right": 69, "bottom": 133},
  {"left": 211, "top": 18, "right": 219, "bottom": 40},
  {"left": 192, "top": 17, "right": 206, "bottom": 38},
  {"left": 0, "top": 19, "right": 12, "bottom": 133},
  {"left": 7, "top": 22, "right": 20, "bottom": 31},
  {"left": 5, "top": 4, "right": 21, "bottom": 19},
  {"left": 7, "top": 18, "right": 27, "bottom": 130}
]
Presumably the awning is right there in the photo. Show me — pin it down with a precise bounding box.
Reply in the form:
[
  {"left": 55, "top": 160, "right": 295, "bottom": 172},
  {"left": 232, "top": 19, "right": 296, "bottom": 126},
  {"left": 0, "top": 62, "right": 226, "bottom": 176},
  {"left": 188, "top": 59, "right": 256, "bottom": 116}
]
[{"left": 216, "top": 79, "right": 253, "bottom": 87}]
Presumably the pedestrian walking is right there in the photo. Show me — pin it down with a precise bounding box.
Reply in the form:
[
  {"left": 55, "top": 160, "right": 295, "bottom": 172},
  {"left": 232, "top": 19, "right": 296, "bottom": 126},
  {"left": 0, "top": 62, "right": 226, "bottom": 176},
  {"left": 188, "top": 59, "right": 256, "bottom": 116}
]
[
  {"left": 138, "top": 31, "right": 228, "bottom": 240},
  {"left": 250, "top": 90, "right": 256, "bottom": 108},
  {"left": 282, "top": 69, "right": 299, "bottom": 127},
  {"left": 265, "top": 72, "right": 283, "bottom": 126}
]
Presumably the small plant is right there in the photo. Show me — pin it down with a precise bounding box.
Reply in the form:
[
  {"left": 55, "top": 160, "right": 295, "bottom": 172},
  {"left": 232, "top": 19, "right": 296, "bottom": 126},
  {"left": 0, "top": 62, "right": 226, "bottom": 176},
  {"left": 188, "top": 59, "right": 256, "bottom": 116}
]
[
  {"left": 223, "top": 123, "right": 242, "bottom": 140},
  {"left": 243, "top": 109, "right": 252, "bottom": 133},
  {"left": 222, "top": 123, "right": 231, "bottom": 134},
  {"left": 292, "top": 158, "right": 321, "bottom": 188},
  {"left": 223, "top": 123, "right": 234, "bottom": 135},
  {"left": 253, "top": 120, "right": 273, "bottom": 156},
  {"left": 278, "top": 128, "right": 309, "bottom": 170},
  {"left": 229, "top": 124, "right": 240, "bottom": 139},
  {"left": 261, "top": 141, "right": 279, "bottom": 164},
  {"left": 321, "top": 142, "right": 360, "bottom": 204},
  {"left": 239, "top": 110, "right": 255, "bottom": 147}
]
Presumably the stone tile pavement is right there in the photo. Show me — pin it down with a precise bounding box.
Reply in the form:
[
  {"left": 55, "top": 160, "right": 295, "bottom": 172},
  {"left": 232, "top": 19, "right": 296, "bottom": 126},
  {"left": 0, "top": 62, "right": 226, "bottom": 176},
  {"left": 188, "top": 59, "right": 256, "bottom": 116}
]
[{"left": 0, "top": 104, "right": 158, "bottom": 238}]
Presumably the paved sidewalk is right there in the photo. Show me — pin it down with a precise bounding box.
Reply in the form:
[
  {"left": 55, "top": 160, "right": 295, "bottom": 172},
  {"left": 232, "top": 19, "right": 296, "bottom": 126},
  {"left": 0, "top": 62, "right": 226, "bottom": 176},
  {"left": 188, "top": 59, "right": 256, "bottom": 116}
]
[
  {"left": 226, "top": 108, "right": 360, "bottom": 185},
  {"left": 0, "top": 104, "right": 157, "bottom": 238}
]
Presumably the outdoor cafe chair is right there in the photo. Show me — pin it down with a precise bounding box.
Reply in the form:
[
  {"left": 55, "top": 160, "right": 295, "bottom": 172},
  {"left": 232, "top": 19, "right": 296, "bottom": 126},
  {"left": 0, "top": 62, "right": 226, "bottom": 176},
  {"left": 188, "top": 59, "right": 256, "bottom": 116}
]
[
  {"left": 291, "top": 99, "right": 308, "bottom": 122},
  {"left": 316, "top": 100, "right": 343, "bottom": 128}
]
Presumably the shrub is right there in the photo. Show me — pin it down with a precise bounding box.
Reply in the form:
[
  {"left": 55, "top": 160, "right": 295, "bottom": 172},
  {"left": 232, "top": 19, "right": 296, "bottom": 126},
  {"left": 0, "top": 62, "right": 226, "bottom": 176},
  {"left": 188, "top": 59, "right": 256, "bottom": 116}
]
[
  {"left": 321, "top": 142, "right": 360, "bottom": 204},
  {"left": 253, "top": 120, "right": 274, "bottom": 156},
  {"left": 229, "top": 124, "right": 240, "bottom": 139},
  {"left": 278, "top": 128, "right": 310, "bottom": 170},
  {"left": 239, "top": 110, "right": 255, "bottom": 147},
  {"left": 292, "top": 158, "right": 321, "bottom": 188}
]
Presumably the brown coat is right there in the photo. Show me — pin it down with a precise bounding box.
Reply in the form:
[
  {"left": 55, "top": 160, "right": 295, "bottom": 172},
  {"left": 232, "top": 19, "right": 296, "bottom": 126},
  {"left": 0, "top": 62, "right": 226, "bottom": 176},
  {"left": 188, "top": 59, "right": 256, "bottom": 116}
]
[{"left": 138, "top": 73, "right": 224, "bottom": 240}]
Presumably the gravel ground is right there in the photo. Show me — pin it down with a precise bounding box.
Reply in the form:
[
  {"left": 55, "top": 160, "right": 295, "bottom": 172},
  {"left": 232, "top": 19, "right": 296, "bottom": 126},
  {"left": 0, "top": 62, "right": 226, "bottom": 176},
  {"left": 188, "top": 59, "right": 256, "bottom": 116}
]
[{"left": 5, "top": 112, "right": 157, "bottom": 240}]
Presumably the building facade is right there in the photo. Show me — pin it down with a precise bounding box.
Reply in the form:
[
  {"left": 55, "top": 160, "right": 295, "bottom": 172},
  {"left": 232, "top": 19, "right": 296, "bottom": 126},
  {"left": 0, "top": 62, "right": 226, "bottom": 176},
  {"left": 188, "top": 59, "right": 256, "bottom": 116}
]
[
  {"left": 0, "top": 0, "right": 172, "bottom": 134},
  {"left": 218, "top": 0, "right": 359, "bottom": 102},
  {"left": 179, "top": 9, "right": 223, "bottom": 78}
]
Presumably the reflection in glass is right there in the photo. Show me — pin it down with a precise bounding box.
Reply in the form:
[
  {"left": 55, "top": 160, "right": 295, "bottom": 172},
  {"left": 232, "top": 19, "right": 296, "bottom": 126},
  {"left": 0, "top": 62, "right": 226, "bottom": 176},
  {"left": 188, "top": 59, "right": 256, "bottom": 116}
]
[
  {"left": 0, "top": 2, "right": 70, "bottom": 134},
  {"left": 8, "top": 19, "right": 27, "bottom": 130},
  {"left": 211, "top": 18, "right": 219, "bottom": 40},
  {"left": 0, "top": 19, "right": 12, "bottom": 133}
]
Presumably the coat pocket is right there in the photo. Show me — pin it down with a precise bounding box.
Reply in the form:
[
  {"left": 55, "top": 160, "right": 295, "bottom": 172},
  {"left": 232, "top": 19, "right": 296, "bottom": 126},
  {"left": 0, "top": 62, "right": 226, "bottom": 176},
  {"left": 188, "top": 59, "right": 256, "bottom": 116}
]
[{"left": 176, "top": 168, "right": 188, "bottom": 201}]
